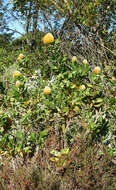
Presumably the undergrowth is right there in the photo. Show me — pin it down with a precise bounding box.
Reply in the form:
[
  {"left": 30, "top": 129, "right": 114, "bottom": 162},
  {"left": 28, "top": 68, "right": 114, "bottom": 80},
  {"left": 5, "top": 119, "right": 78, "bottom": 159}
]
[
  {"left": 0, "top": 133, "right": 115, "bottom": 190},
  {"left": 0, "top": 31, "right": 115, "bottom": 190}
]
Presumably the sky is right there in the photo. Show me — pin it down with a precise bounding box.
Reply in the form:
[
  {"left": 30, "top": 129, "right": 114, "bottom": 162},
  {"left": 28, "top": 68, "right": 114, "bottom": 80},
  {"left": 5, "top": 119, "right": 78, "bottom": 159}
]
[
  {"left": 3, "top": 0, "right": 63, "bottom": 39},
  {"left": 9, "top": 20, "right": 25, "bottom": 39},
  {"left": 4, "top": 0, "right": 25, "bottom": 39}
]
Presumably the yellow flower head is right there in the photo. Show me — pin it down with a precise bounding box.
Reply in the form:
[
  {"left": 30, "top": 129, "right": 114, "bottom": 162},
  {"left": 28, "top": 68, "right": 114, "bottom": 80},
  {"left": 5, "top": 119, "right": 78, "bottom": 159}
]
[
  {"left": 83, "top": 59, "right": 88, "bottom": 64},
  {"left": 72, "top": 56, "right": 78, "bottom": 63},
  {"left": 79, "top": 85, "right": 86, "bottom": 90},
  {"left": 13, "top": 71, "right": 21, "bottom": 77},
  {"left": 17, "top": 53, "right": 24, "bottom": 60},
  {"left": 16, "top": 81, "right": 21, "bottom": 87},
  {"left": 93, "top": 66, "right": 101, "bottom": 74},
  {"left": 43, "top": 86, "right": 51, "bottom": 95},
  {"left": 42, "top": 33, "right": 54, "bottom": 44}
]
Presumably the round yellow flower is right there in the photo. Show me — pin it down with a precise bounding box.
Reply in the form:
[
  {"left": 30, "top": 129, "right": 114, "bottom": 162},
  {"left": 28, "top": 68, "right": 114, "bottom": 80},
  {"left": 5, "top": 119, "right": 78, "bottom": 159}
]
[
  {"left": 43, "top": 86, "right": 51, "bottom": 95},
  {"left": 93, "top": 66, "right": 101, "bottom": 74},
  {"left": 42, "top": 33, "right": 54, "bottom": 44},
  {"left": 79, "top": 85, "right": 86, "bottom": 90},
  {"left": 83, "top": 59, "right": 88, "bottom": 64},
  {"left": 72, "top": 56, "right": 78, "bottom": 63},
  {"left": 16, "top": 81, "right": 21, "bottom": 87},
  {"left": 17, "top": 53, "right": 24, "bottom": 60},
  {"left": 13, "top": 71, "right": 21, "bottom": 77}
]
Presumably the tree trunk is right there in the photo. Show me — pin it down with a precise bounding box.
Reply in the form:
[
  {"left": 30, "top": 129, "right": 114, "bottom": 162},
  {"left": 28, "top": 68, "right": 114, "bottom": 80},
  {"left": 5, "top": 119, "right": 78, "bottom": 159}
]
[
  {"left": 26, "top": 1, "right": 32, "bottom": 44},
  {"left": 32, "top": 3, "right": 38, "bottom": 41},
  {"left": 26, "top": 1, "right": 32, "bottom": 35}
]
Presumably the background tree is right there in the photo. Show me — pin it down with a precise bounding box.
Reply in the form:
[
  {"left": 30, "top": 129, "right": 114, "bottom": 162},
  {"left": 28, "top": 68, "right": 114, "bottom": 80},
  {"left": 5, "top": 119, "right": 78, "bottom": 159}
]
[
  {"left": 51, "top": 0, "right": 116, "bottom": 62},
  {"left": 9, "top": 0, "right": 115, "bottom": 60},
  {"left": 0, "top": 0, "right": 13, "bottom": 48},
  {"left": 0, "top": 0, "right": 7, "bottom": 33}
]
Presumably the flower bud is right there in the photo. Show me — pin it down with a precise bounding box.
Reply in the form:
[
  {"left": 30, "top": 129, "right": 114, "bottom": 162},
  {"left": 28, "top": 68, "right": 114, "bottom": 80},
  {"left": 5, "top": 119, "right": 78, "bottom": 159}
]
[
  {"left": 72, "top": 56, "right": 78, "bottom": 63},
  {"left": 17, "top": 53, "right": 24, "bottom": 60},
  {"left": 93, "top": 66, "right": 101, "bottom": 74},
  {"left": 43, "top": 86, "right": 51, "bottom": 95},
  {"left": 79, "top": 85, "right": 86, "bottom": 90},
  {"left": 83, "top": 59, "right": 88, "bottom": 64},
  {"left": 16, "top": 81, "right": 21, "bottom": 87}
]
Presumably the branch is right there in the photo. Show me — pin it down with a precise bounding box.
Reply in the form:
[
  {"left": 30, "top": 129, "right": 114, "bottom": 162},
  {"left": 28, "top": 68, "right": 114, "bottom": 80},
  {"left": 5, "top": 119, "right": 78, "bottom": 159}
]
[
  {"left": 5, "top": 27, "right": 24, "bottom": 36},
  {"left": 42, "top": 11, "right": 53, "bottom": 32},
  {"left": 98, "top": 41, "right": 116, "bottom": 56}
]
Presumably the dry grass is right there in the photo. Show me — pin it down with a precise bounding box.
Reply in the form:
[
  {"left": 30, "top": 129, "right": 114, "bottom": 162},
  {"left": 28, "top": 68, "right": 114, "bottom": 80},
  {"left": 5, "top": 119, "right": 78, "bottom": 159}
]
[{"left": 0, "top": 132, "right": 115, "bottom": 190}]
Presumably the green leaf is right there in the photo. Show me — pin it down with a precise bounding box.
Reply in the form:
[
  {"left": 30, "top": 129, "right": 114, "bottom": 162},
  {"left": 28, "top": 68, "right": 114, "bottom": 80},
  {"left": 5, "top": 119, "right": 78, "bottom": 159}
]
[
  {"left": 61, "top": 148, "right": 69, "bottom": 155},
  {"left": 86, "top": 83, "right": 93, "bottom": 88},
  {"left": 24, "top": 146, "right": 32, "bottom": 152},
  {"left": 49, "top": 64, "right": 57, "bottom": 70},
  {"left": 49, "top": 157, "right": 59, "bottom": 162},
  {"left": 50, "top": 150, "right": 61, "bottom": 157},
  {"left": 95, "top": 98, "right": 103, "bottom": 103},
  {"left": 39, "top": 130, "right": 48, "bottom": 137},
  {"left": 55, "top": 39, "right": 60, "bottom": 44},
  {"left": 94, "top": 103, "right": 103, "bottom": 107},
  {"left": 62, "top": 107, "right": 69, "bottom": 114},
  {"left": 90, "top": 72, "right": 96, "bottom": 82}
]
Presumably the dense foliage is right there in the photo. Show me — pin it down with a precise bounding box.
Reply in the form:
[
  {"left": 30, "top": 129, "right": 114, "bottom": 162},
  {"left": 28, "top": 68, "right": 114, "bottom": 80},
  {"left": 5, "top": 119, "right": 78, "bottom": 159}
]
[{"left": 0, "top": 0, "right": 115, "bottom": 189}]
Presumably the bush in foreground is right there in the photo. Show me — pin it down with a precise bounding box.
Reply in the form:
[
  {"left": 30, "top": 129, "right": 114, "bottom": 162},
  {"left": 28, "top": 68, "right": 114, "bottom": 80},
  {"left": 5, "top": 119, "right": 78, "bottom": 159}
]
[{"left": 0, "top": 136, "right": 115, "bottom": 190}]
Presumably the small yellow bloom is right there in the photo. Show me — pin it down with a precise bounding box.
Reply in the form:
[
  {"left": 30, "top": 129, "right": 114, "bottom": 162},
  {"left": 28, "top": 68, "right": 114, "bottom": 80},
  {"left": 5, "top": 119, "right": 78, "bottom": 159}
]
[
  {"left": 43, "top": 86, "right": 51, "bottom": 95},
  {"left": 13, "top": 71, "right": 21, "bottom": 77},
  {"left": 17, "top": 53, "right": 24, "bottom": 60},
  {"left": 79, "top": 85, "right": 86, "bottom": 90},
  {"left": 93, "top": 66, "right": 101, "bottom": 74},
  {"left": 49, "top": 157, "right": 59, "bottom": 162},
  {"left": 83, "top": 59, "right": 88, "bottom": 64},
  {"left": 74, "top": 106, "right": 79, "bottom": 112},
  {"left": 42, "top": 33, "right": 54, "bottom": 44},
  {"left": 10, "top": 98, "right": 15, "bottom": 102},
  {"left": 16, "top": 81, "right": 21, "bottom": 87},
  {"left": 0, "top": 110, "right": 3, "bottom": 115},
  {"left": 72, "top": 56, "right": 78, "bottom": 63}
]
